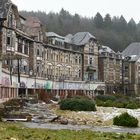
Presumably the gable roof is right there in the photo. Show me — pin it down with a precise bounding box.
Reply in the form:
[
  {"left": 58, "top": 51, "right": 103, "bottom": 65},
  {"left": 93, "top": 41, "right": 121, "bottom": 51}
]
[
  {"left": 70, "top": 32, "right": 96, "bottom": 46},
  {"left": 122, "top": 42, "right": 140, "bottom": 62},
  {"left": 0, "top": 0, "right": 12, "bottom": 20},
  {"left": 122, "top": 42, "right": 140, "bottom": 56}
]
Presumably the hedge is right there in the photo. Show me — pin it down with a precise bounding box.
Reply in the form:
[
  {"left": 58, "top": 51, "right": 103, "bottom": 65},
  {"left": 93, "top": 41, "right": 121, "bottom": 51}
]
[{"left": 59, "top": 96, "right": 96, "bottom": 111}]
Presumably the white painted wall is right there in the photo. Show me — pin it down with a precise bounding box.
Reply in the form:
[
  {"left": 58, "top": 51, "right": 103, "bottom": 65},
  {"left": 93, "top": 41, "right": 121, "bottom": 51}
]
[{"left": 1, "top": 70, "right": 105, "bottom": 90}]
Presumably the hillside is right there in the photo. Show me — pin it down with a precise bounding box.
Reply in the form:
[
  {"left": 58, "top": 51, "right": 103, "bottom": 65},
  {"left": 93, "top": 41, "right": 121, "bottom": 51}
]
[{"left": 20, "top": 9, "right": 140, "bottom": 51}]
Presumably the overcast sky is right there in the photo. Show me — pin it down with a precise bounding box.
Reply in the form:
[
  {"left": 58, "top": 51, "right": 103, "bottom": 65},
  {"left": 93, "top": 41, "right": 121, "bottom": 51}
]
[{"left": 12, "top": 0, "right": 140, "bottom": 23}]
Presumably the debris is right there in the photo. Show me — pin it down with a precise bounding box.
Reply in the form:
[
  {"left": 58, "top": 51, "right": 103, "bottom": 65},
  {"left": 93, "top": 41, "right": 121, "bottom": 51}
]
[
  {"left": 50, "top": 115, "right": 61, "bottom": 122},
  {"left": 60, "top": 118, "right": 68, "bottom": 125},
  {"left": 10, "top": 138, "right": 17, "bottom": 140},
  {"left": 50, "top": 100, "right": 58, "bottom": 104}
]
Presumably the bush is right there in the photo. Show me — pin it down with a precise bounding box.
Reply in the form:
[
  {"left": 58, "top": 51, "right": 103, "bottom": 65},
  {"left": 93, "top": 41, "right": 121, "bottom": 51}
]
[
  {"left": 103, "top": 100, "right": 114, "bottom": 107},
  {"left": 59, "top": 96, "right": 96, "bottom": 111},
  {"left": 95, "top": 99, "right": 104, "bottom": 106},
  {"left": 95, "top": 95, "right": 116, "bottom": 102},
  {"left": 3, "top": 99, "right": 24, "bottom": 107},
  {"left": 113, "top": 112, "right": 138, "bottom": 127},
  {"left": 125, "top": 102, "right": 138, "bottom": 109},
  {"left": 115, "top": 102, "right": 125, "bottom": 108}
]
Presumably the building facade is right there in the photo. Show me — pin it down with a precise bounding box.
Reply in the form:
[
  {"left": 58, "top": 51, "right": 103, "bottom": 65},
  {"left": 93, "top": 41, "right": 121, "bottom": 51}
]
[
  {"left": 0, "top": 0, "right": 105, "bottom": 99},
  {"left": 99, "top": 46, "right": 122, "bottom": 93},
  {"left": 45, "top": 32, "right": 99, "bottom": 82},
  {"left": 122, "top": 42, "right": 140, "bottom": 95},
  {"left": 0, "top": 0, "right": 34, "bottom": 84}
]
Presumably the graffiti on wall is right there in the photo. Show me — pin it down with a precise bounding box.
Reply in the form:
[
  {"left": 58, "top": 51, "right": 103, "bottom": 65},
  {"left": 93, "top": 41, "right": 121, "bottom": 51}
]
[{"left": 1, "top": 77, "right": 10, "bottom": 86}]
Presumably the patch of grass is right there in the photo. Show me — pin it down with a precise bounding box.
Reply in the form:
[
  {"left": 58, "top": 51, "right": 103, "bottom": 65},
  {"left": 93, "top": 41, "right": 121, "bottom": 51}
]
[{"left": 0, "top": 122, "right": 140, "bottom": 139}]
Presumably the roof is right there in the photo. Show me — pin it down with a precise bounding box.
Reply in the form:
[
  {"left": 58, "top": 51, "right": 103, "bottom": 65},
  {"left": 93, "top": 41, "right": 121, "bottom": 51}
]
[
  {"left": 65, "top": 34, "right": 73, "bottom": 43},
  {"left": 99, "top": 46, "right": 115, "bottom": 54},
  {"left": 122, "top": 42, "right": 140, "bottom": 62},
  {"left": 122, "top": 42, "right": 140, "bottom": 56},
  {"left": 46, "top": 31, "right": 96, "bottom": 46},
  {"left": 25, "top": 17, "right": 42, "bottom": 28},
  {"left": 70, "top": 32, "right": 96, "bottom": 46},
  {"left": 46, "top": 32, "right": 65, "bottom": 40},
  {"left": 0, "top": 0, "right": 12, "bottom": 19}
]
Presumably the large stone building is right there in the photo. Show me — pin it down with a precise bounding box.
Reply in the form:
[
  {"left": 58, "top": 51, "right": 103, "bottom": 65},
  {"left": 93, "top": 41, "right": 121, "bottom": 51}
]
[
  {"left": 0, "top": 0, "right": 105, "bottom": 99},
  {"left": 122, "top": 42, "right": 140, "bottom": 95},
  {"left": 45, "top": 32, "right": 99, "bottom": 81},
  {"left": 99, "top": 46, "right": 122, "bottom": 93},
  {"left": 0, "top": 0, "right": 34, "bottom": 83}
]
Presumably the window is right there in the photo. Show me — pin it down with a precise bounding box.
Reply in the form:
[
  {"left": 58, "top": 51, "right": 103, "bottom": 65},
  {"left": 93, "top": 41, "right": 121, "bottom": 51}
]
[
  {"left": 46, "top": 50, "right": 49, "bottom": 59},
  {"left": 17, "top": 38, "right": 22, "bottom": 53},
  {"left": 89, "top": 57, "right": 92, "bottom": 65},
  {"left": 89, "top": 48, "right": 93, "bottom": 53},
  {"left": 37, "top": 49, "right": 40, "bottom": 56},
  {"left": 75, "top": 56, "right": 78, "bottom": 64},
  {"left": 79, "top": 70, "right": 81, "bottom": 77},
  {"left": 37, "top": 65, "right": 40, "bottom": 73},
  {"left": 7, "top": 37, "right": 11, "bottom": 45},
  {"left": 56, "top": 54, "right": 59, "bottom": 61},
  {"left": 24, "top": 41, "right": 29, "bottom": 55},
  {"left": 66, "top": 58, "right": 68, "bottom": 63},
  {"left": 51, "top": 52, "right": 53, "bottom": 60},
  {"left": 8, "top": 14, "right": 13, "bottom": 28},
  {"left": 79, "top": 56, "right": 81, "bottom": 64}
]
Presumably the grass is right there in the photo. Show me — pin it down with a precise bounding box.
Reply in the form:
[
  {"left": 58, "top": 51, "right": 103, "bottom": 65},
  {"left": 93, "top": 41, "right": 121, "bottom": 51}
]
[{"left": 0, "top": 122, "right": 140, "bottom": 140}]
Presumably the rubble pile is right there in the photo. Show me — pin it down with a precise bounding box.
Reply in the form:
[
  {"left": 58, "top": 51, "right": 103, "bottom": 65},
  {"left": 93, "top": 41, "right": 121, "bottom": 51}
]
[{"left": 50, "top": 106, "right": 140, "bottom": 126}]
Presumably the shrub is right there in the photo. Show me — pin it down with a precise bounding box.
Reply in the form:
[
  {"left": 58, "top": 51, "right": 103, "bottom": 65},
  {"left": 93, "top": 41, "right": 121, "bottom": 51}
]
[
  {"left": 95, "top": 95, "right": 116, "bottom": 102},
  {"left": 125, "top": 102, "right": 138, "bottom": 109},
  {"left": 113, "top": 112, "right": 138, "bottom": 127},
  {"left": 3, "top": 99, "right": 24, "bottom": 107},
  {"left": 59, "top": 96, "right": 96, "bottom": 111},
  {"left": 95, "top": 99, "right": 104, "bottom": 106},
  {"left": 115, "top": 102, "right": 125, "bottom": 108},
  {"left": 103, "top": 100, "right": 114, "bottom": 107}
]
